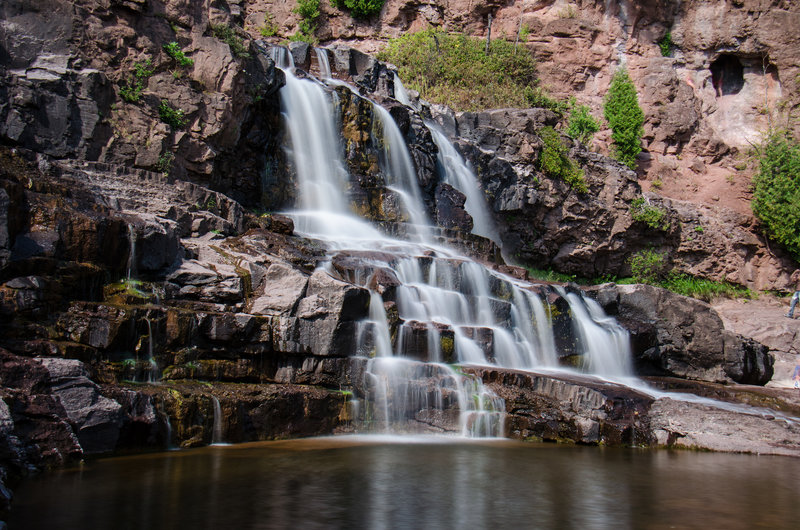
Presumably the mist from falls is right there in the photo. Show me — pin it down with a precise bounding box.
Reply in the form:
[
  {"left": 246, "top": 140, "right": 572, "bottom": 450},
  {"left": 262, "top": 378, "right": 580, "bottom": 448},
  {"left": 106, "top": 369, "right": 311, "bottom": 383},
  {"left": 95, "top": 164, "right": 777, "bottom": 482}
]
[{"left": 273, "top": 47, "right": 634, "bottom": 436}]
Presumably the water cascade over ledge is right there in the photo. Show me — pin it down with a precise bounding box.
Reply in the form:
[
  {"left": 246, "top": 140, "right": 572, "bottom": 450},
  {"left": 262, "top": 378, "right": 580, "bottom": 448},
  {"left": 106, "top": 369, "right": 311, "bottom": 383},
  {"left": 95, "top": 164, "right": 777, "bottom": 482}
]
[{"left": 272, "top": 46, "right": 634, "bottom": 437}]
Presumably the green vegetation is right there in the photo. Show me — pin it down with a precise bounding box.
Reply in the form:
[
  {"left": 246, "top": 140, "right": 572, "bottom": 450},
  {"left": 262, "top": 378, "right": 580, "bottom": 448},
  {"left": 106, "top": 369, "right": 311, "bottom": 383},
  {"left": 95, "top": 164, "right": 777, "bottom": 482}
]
[
  {"left": 524, "top": 86, "right": 570, "bottom": 115},
  {"left": 378, "top": 28, "right": 539, "bottom": 112},
  {"left": 604, "top": 68, "right": 644, "bottom": 169},
  {"left": 292, "top": 0, "right": 320, "bottom": 43},
  {"left": 659, "top": 274, "right": 752, "bottom": 301},
  {"left": 630, "top": 196, "right": 670, "bottom": 231},
  {"left": 163, "top": 41, "right": 194, "bottom": 67},
  {"left": 259, "top": 12, "right": 279, "bottom": 37},
  {"left": 155, "top": 151, "right": 174, "bottom": 176},
  {"left": 119, "top": 59, "right": 153, "bottom": 103},
  {"left": 538, "top": 126, "right": 587, "bottom": 193},
  {"left": 751, "top": 131, "right": 800, "bottom": 261},
  {"left": 332, "top": 0, "right": 385, "bottom": 18},
  {"left": 211, "top": 24, "right": 251, "bottom": 59},
  {"left": 158, "top": 99, "right": 188, "bottom": 128},
  {"left": 629, "top": 249, "right": 668, "bottom": 284},
  {"left": 566, "top": 103, "right": 600, "bottom": 145},
  {"left": 658, "top": 32, "right": 673, "bottom": 57}
]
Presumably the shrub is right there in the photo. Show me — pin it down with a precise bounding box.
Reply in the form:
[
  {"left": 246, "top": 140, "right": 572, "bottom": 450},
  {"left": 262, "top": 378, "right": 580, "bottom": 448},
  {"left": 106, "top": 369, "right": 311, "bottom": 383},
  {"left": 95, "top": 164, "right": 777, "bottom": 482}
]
[
  {"left": 331, "top": 0, "right": 385, "bottom": 18},
  {"left": 538, "top": 126, "right": 587, "bottom": 193},
  {"left": 629, "top": 249, "right": 668, "bottom": 284},
  {"left": 211, "top": 24, "right": 251, "bottom": 58},
  {"left": 163, "top": 41, "right": 193, "bottom": 67},
  {"left": 119, "top": 59, "right": 153, "bottom": 103},
  {"left": 604, "top": 68, "right": 644, "bottom": 169},
  {"left": 155, "top": 151, "right": 174, "bottom": 176},
  {"left": 751, "top": 131, "right": 800, "bottom": 261},
  {"left": 378, "top": 28, "right": 539, "bottom": 112},
  {"left": 630, "top": 196, "right": 670, "bottom": 231},
  {"left": 158, "top": 99, "right": 187, "bottom": 128},
  {"left": 259, "top": 12, "right": 279, "bottom": 37},
  {"left": 524, "top": 86, "right": 569, "bottom": 116},
  {"left": 658, "top": 32, "right": 673, "bottom": 57},
  {"left": 566, "top": 103, "right": 600, "bottom": 145},
  {"left": 292, "top": 0, "right": 320, "bottom": 42}
]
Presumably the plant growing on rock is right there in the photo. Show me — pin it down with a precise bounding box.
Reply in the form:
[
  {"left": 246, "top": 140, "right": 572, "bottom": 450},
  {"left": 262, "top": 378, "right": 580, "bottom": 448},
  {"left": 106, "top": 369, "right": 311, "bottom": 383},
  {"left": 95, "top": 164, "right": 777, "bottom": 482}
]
[
  {"left": 331, "top": 0, "right": 386, "bottom": 19},
  {"left": 566, "top": 102, "right": 600, "bottom": 145},
  {"left": 379, "top": 28, "right": 539, "bottom": 111},
  {"left": 155, "top": 151, "right": 174, "bottom": 176},
  {"left": 119, "top": 59, "right": 153, "bottom": 103},
  {"left": 658, "top": 32, "right": 673, "bottom": 57},
  {"left": 211, "top": 24, "right": 251, "bottom": 59},
  {"left": 259, "top": 12, "right": 280, "bottom": 37},
  {"left": 629, "top": 249, "right": 668, "bottom": 284},
  {"left": 292, "top": 0, "right": 320, "bottom": 43},
  {"left": 537, "top": 126, "right": 587, "bottom": 193},
  {"left": 158, "top": 99, "right": 188, "bottom": 129},
  {"left": 163, "top": 41, "right": 194, "bottom": 67},
  {"left": 751, "top": 130, "right": 800, "bottom": 261},
  {"left": 604, "top": 68, "right": 644, "bottom": 169},
  {"left": 630, "top": 196, "right": 670, "bottom": 231}
]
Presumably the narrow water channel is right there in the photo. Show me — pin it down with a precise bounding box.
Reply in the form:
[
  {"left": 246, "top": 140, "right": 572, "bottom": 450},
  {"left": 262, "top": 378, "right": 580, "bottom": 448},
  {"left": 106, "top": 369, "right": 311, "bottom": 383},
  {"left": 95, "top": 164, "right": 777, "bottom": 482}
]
[{"left": 9, "top": 436, "right": 799, "bottom": 529}]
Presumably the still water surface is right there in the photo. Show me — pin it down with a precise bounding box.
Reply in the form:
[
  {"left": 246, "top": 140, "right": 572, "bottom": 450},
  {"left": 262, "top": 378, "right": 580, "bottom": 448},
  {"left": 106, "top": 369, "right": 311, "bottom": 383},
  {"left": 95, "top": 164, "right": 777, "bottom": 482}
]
[{"left": 9, "top": 435, "right": 800, "bottom": 529}]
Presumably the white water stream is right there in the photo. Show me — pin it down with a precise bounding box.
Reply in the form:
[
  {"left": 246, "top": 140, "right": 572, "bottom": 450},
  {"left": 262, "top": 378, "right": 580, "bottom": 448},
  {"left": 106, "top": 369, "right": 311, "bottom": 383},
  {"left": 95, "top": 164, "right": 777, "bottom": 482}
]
[{"left": 273, "top": 47, "right": 636, "bottom": 437}]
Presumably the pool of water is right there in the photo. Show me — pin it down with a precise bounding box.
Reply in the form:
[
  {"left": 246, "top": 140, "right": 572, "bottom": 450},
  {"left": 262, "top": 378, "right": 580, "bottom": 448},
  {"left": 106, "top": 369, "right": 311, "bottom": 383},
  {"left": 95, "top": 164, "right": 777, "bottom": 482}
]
[{"left": 8, "top": 435, "right": 800, "bottom": 529}]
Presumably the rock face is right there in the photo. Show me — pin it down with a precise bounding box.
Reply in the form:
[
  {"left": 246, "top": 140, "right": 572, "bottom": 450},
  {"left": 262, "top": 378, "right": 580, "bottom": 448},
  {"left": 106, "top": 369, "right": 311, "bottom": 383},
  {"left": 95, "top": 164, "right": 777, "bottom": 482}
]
[
  {"left": 2, "top": 2, "right": 800, "bottom": 521},
  {"left": 587, "top": 283, "right": 773, "bottom": 385}
]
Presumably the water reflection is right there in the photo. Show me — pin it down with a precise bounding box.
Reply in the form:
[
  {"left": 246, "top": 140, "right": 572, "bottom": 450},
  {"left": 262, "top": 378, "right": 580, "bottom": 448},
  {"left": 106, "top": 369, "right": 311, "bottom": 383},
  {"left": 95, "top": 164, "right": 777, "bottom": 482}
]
[{"left": 9, "top": 436, "right": 800, "bottom": 529}]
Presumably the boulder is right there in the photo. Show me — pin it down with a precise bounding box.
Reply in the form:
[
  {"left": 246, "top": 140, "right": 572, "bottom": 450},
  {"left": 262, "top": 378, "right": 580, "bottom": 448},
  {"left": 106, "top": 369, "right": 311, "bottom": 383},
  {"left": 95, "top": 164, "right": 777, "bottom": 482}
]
[
  {"left": 250, "top": 263, "right": 308, "bottom": 316},
  {"left": 38, "top": 358, "right": 124, "bottom": 454},
  {"left": 588, "top": 283, "right": 773, "bottom": 384},
  {"left": 290, "top": 270, "right": 370, "bottom": 356}
]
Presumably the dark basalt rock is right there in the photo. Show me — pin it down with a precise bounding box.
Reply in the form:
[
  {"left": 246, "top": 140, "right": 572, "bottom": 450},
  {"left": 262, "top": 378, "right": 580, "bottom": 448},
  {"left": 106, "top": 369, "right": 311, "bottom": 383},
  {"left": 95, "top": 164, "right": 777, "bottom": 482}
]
[
  {"left": 586, "top": 283, "right": 773, "bottom": 385},
  {"left": 435, "top": 182, "right": 473, "bottom": 232}
]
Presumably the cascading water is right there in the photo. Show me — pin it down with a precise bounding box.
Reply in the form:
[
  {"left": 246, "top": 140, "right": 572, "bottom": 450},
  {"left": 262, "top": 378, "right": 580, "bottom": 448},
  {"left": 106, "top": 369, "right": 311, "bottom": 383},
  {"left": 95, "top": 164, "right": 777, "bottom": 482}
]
[
  {"left": 126, "top": 223, "right": 136, "bottom": 279},
  {"left": 210, "top": 396, "right": 225, "bottom": 445},
  {"left": 428, "top": 126, "right": 502, "bottom": 246},
  {"left": 272, "top": 46, "right": 634, "bottom": 437},
  {"left": 144, "top": 317, "right": 159, "bottom": 383},
  {"left": 314, "top": 47, "right": 332, "bottom": 79}
]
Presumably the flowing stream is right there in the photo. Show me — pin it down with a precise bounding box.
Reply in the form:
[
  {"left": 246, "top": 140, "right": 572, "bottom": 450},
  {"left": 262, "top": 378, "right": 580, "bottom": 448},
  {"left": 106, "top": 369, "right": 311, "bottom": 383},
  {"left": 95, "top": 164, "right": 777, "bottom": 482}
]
[{"left": 274, "top": 47, "right": 635, "bottom": 437}]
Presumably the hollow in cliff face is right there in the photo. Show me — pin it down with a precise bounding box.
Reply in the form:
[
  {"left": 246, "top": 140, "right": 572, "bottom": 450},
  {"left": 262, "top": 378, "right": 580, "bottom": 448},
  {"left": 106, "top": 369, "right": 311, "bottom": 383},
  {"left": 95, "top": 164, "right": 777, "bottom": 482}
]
[{"left": 705, "top": 53, "right": 782, "bottom": 149}]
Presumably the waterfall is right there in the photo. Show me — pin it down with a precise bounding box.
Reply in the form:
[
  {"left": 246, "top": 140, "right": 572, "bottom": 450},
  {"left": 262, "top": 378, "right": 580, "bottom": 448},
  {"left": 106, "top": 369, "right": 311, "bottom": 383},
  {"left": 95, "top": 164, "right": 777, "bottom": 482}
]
[
  {"left": 126, "top": 223, "right": 136, "bottom": 279},
  {"left": 315, "top": 47, "right": 332, "bottom": 79},
  {"left": 210, "top": 396, "right": 225, "bottom": 445},
  {"left": 372, "top": 104, "right": 433, "bottom": 243},
  {"left": 428, "top": 125, "right": 501, "bottom": 246},
  {"left": 271, "top": 46, "right": 634, "bottom": 436},
  {"left": 393, "top": 73, "right": 414, "bottom": 108},
  {"left": 144, "top": 317, "right": 159, "bottom": 383}
]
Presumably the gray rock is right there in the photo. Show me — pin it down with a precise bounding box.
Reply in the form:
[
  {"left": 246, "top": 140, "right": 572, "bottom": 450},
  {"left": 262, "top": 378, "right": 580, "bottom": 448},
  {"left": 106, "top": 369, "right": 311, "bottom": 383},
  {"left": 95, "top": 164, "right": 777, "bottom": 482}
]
[
  {"left": 38, "top": 358, "right": 123, "bottom": 454},
  {"left": 588, "top": 283, "right": 773, "bottom": 384},
  {"left": 251, "top": 263, "right": 308, "bottom": 316},
  {"left": 288, "top": 42, "right": 311, "bottom": 71}
]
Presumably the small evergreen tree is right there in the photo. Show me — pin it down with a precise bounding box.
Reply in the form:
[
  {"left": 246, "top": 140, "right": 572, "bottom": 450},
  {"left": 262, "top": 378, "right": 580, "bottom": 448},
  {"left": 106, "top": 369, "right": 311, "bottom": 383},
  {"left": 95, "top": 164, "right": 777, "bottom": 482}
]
[
  {"left": 566, "top": 103, "right": 600, "bottom": 145},
  {"left": 751, "top": 131, "right": 800, "bottom": 261},
  {"left": 604, "top": 68, "right": 644, "bottom": 169}
]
